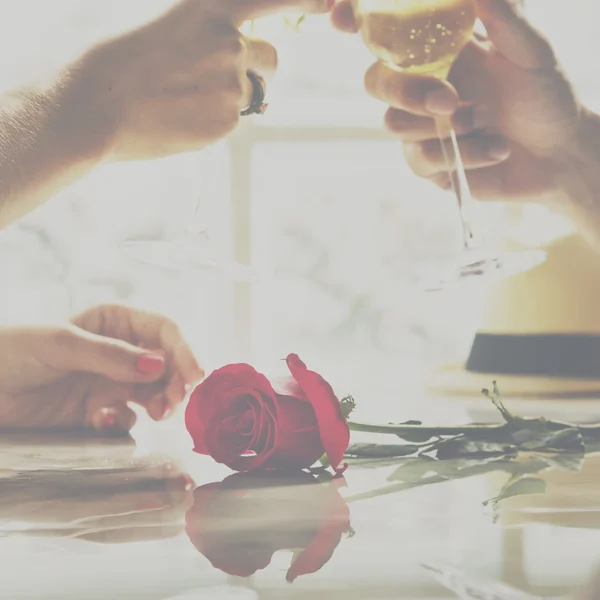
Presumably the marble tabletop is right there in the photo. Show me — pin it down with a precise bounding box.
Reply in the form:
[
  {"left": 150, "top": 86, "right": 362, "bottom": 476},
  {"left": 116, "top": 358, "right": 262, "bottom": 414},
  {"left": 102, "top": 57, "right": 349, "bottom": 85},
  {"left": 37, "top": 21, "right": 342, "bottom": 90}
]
[{"left": 1, "top": 401, "right": 599, "bottom": 600}]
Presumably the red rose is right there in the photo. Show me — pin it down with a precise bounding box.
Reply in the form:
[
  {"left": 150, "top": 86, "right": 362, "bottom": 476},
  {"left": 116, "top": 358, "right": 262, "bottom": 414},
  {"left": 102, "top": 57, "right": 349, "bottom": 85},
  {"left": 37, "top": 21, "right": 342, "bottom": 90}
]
[
  {"left": 185, "top": 470, "right": 351, "bottom": 581},
  {"left": 185, "top": 354, "right": 350, "bottom": 472}
]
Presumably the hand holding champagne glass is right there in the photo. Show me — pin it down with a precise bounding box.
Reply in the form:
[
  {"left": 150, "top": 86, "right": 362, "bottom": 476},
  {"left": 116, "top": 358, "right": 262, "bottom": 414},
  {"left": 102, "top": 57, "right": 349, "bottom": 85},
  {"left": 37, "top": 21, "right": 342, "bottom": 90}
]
[{"left": 350, "top": 0, "right": 546, "bottom": 288}]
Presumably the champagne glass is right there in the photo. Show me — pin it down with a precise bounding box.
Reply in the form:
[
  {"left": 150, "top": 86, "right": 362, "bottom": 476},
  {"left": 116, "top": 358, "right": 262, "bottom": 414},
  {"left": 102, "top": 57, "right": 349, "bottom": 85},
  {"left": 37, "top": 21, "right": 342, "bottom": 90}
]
[
  {"left": 121, "top": 16, "right": 303, "bottom": 282},
  {"left": 352, "top": 0, "right": 545, "bottom": 289},
  {"left": 121, "top": 206, "right": 257, "bottom": 282},
  {"left": 120, "top": 145, "right": 257, "bottom": 282}
]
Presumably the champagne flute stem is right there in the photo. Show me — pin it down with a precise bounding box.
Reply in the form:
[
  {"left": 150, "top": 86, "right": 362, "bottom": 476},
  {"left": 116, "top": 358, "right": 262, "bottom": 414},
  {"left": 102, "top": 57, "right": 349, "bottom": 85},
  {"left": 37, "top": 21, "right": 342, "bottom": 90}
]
[{"left": 435, "top": 115, "right": 480, "bottom": 251}]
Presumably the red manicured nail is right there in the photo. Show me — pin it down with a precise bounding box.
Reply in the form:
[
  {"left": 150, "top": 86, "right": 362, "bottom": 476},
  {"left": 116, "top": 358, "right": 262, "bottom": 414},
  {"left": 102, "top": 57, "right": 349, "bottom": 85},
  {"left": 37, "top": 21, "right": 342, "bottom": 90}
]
[
  {"left": 99, "top": 411, "right": 117, "bottom": 430},
  {"left": 182, "top": 474, "right": 195, "bottom": 491},
  {"left": 137, "top": 354, "right": 165, "bottom": 375}
]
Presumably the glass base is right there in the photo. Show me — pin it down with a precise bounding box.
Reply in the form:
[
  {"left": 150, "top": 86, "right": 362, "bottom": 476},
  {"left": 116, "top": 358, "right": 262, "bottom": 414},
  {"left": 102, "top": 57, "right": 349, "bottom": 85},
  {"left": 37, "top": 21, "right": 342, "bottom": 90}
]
[
  {"left": 121, "top": 240, "right": 258, "bottom": 282},
  {"left": 420, "top": 249, "right": 547, "bottom": 292}
]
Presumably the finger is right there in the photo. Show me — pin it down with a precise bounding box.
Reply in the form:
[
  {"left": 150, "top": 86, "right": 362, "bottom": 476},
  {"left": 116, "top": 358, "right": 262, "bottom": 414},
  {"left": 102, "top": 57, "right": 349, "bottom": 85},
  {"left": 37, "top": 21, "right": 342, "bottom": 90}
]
[
  {"left": 330, "top": 0, "right": 357, "bottom": 33},
  {"left": 476, "top": 0, "right": 556, "bottom": 69},
  {"left": 163, "top": 371, "right": 189, "bottom": 415},
  {"left": 49, "top": 326, "right": 168, "bottom": 384},
  {"left": 384, "top": 104, "right": 490, "bottom": 142},
  {"left": 404, "top": 133, "right": 511, "bottom": 178},
  {"left": 89, "top": 404, "right": 137, "bottom": 436},
  {"left": 245, "top": 37, "right": 278, "bottom": 79},
  {"left": 89, "top": 306, "right": 205, "bottom": 385},
  {"left": 124, "top": 308, "right": 204, "bottom": 384},
  {"left": 225, "top": 0, "right": 332, "bottom": 22},
  {"left": 462, "top": 152, "right": 554, "bottom": 201},
  {"left": 130, "top": 382, "right": 169, "bottom": 421},
  {"left": 365, "top": 61, "right": 459, "bottom": 117}
]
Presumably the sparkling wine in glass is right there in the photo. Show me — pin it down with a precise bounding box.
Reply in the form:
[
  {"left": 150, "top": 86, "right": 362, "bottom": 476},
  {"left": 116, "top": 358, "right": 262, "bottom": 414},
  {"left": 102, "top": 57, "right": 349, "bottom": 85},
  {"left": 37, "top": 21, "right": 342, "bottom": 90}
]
[{"left": 352, "top": 0, "right": 545, "bottom": 289}]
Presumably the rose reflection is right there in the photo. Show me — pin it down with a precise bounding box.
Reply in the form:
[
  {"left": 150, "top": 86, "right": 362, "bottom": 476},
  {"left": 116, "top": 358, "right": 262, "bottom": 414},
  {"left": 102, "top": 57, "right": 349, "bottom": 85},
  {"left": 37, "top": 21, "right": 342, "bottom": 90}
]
[{"left": 185, "top": 470, "right": 351, "bottom": 582}]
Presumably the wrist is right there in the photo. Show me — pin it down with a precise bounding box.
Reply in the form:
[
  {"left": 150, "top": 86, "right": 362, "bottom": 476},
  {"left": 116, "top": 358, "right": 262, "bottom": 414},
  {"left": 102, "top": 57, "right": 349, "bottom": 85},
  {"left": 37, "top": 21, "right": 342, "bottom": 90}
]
[
  {"left": 564, "top": 107, "right": 600, "bottom": 160},
  {"left": 550, "top": 107, "right": 600, "bottom": 244},
  {"left": 49, "top": 48, "right": 125, "bottom": 166}
]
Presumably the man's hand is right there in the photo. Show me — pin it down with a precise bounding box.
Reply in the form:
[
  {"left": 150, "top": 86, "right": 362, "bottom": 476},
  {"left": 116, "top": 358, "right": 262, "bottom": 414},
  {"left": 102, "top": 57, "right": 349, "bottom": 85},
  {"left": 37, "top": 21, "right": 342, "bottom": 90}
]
[
  {"left": 331, "top": 0, "right": 582, "bottom": 204},
  {"left": 71, "top": 0, "right": 332, "bottom": 162},
  {"left": 0, "top": 304, "right": 204, "bottom": 434},
  {"left": 0, "top": 0, "right": 333, "bottom": 226}
]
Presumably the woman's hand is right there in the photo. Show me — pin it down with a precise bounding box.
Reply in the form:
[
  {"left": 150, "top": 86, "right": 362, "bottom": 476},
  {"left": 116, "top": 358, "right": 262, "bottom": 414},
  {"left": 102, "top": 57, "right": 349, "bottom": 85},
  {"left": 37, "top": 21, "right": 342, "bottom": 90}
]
[
  {"left": 330, "top": 0, "right": 583, "bottom": 204},
  {"left": 0, "top": 304, "right": 204, "bottom": 434},
  {"left": 65, "top": 0, "right": 333, "bottom": 162}
]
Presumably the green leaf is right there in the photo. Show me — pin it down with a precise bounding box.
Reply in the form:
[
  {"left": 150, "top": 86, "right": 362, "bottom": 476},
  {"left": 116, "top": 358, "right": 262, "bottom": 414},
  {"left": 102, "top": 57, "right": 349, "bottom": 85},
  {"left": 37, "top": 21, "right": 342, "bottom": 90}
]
[
  {"left": 434, "top": 439, "right": 518, "bottom": 460},
  {"left": 345, "top": 443, "right": 420, "bottom": 459},
  {"left": 483, "top": 476, "right": 546, "bottom": 507},
  {"left": 517, "top": 427, "right": 584, "bottom": 453},
  {"left": 318, "top": 453, "right": 330, "bottom": 468},
  {"left": 538, "top": 452, "right": 584, "bottom": 472},
  {"left": 395, "top": 429, "right": 435, "bottom": 444},
  {"left": 374, "top": 421, "right": 431, "bottom": 443}
]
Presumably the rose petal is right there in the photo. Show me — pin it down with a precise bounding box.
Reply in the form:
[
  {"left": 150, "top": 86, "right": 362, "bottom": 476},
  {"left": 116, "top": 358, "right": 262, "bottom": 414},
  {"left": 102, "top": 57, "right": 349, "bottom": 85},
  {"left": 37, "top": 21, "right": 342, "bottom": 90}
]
[
  {"left": 190, "top": 364, "right": 278, "bottom": 423},
  {"left": 285, "top": 477, "right": 351, "bottom": 582},
  {"left": 261, "top": 395, "right": 323, "bottom": 470},
  {"left": 285, "top": 354, "right": 350, "bottom": 471},
  {"left": 247, "top": 393, "right": 276, "bottom": 455},
  {"left": 229, "top": 413, "right": 277, "bottom": 471},
  {"left": 198, "top": 543, "right": 276, "bottom": 577},
  {"left": 270, "top": 376, "right": 308, "bottom": 400},
  {"left": 185, "top": 481, "right": 277, "bottom": 577},
  {"left": 205, "top": 419, "right": 253, "bottom": 466},
  {"left": 185, "top": 364, "right": 280, "bottom": 463}
]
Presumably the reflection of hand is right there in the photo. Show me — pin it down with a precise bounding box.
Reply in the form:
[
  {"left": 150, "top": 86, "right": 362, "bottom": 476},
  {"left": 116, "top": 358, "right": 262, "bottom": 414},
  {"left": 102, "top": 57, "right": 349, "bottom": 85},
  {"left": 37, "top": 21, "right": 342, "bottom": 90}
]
[
  {"left": 0, "top": 304, "right": 204, "bottom": 434},
  {"left": 185, "top": 470, "right": 351, "bottom": 582},
  {"left": 63, "top": 0, "right": 332, "bottom": 163},
  {"left": 331, "top": 0, "right": 581, "bottom": 203},
  {"left": 0, "top": 457, "right": 194, "bottom": 544}
]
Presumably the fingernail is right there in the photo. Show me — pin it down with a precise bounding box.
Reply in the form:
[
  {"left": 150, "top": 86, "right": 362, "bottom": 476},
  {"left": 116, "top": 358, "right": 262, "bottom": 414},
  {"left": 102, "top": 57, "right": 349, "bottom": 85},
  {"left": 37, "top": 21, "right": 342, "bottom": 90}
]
[
  {"left": 97, "top": 409, "right": 120, "bottom": 432},
  {"left": 102, "top": 412, "right": 116, "bottom": 427},
  {"left": 425, "top": 88, "right": 458, "bottom": 115},
  {"left": 137, "top": 354, "right": 165, "bottom": 375},
  {"left": 489, "top": 138, "right": 511, "bottom": 160},
  {"left": 182, "top": 473, "right": 195, "bottom": 492},
  {"left": 327, "top": 0, "right": 335, "bottom": 9}
]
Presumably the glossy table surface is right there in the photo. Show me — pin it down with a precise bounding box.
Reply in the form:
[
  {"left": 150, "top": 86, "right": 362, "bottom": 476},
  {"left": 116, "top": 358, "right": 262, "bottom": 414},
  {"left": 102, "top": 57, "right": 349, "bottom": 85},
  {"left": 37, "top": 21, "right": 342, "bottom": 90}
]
[{"left": 2, "top": 399, "right": 600, "bottom": 600}]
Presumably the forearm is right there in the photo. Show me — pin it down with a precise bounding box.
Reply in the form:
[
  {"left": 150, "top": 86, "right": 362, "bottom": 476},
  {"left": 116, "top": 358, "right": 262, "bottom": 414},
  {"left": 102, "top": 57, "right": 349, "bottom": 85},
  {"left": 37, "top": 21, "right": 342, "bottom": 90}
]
[
  {"left": 0, "top": 64, "right": 111, "bottom": 229},
  {"left": 556, "top": 109, "right": 600, "bottom": 248}
]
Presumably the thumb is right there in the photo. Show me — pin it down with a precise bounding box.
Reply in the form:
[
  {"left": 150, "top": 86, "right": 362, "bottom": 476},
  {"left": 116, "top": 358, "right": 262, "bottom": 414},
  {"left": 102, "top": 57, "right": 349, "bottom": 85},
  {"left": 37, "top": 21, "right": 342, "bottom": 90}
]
[
  {"left": 477, "top": 0, "right": 556, "bottom": 69},
  {"left": 52, "top": 326, "right": 167, "bottom": 383}
]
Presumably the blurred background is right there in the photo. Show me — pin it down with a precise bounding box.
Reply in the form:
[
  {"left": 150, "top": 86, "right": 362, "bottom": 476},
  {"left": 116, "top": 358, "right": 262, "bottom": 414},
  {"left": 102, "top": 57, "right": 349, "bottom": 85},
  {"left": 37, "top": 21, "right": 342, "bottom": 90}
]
[{"left": 0, "top": 0, "right": 595, "bottom": 419}]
